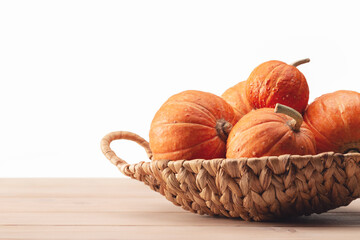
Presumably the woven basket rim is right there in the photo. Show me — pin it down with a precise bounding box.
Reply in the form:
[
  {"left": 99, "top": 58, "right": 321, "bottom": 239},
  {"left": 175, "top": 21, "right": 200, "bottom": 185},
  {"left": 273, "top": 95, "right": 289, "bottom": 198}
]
[{"left": 100, "top": 130, "right": 360, "bottom": 175}]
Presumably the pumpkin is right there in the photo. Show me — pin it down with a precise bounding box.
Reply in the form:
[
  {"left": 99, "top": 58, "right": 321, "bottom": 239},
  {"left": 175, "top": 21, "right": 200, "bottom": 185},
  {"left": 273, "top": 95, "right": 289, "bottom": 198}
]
[
  {"left": 221, "top": 81, "right": 253, "bottom": 119},
  {"left": 149, "top": 90, "right": 239, "bottom": 160},
  {"left": 226, "top": 104, "right": 316, "bottom": 158},
  {"left": 246, "top": 58, "right": 310, "bottom": 114},
  {"left": 304, "top": 90, "right": 360, "bottom": 154}
]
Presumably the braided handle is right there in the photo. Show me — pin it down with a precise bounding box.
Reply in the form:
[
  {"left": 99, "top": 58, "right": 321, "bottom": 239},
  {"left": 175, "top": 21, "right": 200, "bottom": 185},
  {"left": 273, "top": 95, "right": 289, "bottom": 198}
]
[{"left": 100, "top": 131, "right": 153, "bottom": 168}]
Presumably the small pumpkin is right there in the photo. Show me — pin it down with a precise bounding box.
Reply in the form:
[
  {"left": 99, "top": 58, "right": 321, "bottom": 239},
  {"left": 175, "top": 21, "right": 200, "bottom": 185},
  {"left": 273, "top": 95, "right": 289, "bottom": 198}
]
[
  {"left": 304, "top": 90, "right": 360, "bottom": 154},
  {"left": 246, "top": 58, "right": 310, "bottom": 114},
  {"left": 221, "top": 81, "right": 253, "bottom": 119},
  {"left": 149, "top": 90, "right": 239, "bottom": 160},
  {"left": 226, "top": 104, "right": 316, "bottom": 158}
]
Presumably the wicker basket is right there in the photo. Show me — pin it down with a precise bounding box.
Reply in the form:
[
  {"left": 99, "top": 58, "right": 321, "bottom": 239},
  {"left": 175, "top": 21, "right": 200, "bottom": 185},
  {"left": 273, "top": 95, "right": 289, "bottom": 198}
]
[{"left": 101, "top": 131, "right": 360, "bottom": 221}]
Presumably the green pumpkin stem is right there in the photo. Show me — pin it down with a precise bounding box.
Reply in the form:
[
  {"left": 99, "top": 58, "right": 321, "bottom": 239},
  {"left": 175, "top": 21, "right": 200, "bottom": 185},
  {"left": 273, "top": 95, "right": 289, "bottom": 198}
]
[
  {"left": 275, "top": 103, "right": 303, "bottom": 132},
  {"left": 291, "top": 58, "right": 310, "bottom": 67}
]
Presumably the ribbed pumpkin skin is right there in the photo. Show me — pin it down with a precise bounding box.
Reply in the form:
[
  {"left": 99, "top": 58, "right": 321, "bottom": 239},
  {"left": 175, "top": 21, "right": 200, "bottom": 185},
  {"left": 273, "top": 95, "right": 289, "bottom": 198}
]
[
  {"left": 221, "top": 81, "right": 253, "bottom": 119},
  {"left": 226, "top": 108, "right": 316, "bottom": 158},
  {"left": 304, "top": 90, "right": 360, "bottom": 153},
  {"left": 150, "top": 90, "right": 239, "bottom": 160},
  {"left": 246, "top": 60, "right": 309, "bottom": 114}
]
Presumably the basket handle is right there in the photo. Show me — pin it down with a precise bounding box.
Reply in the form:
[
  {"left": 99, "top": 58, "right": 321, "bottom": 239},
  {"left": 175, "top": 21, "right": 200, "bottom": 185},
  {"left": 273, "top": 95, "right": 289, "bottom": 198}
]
[{"left": 100, "top": 131, "right": 153, "bottom": 167}]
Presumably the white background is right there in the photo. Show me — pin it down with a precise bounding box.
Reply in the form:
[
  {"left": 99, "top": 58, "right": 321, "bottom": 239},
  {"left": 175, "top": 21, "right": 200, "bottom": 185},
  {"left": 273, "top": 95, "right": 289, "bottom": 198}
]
[{"left": 0, "top": 0, "right": 359, "bottom": 177}]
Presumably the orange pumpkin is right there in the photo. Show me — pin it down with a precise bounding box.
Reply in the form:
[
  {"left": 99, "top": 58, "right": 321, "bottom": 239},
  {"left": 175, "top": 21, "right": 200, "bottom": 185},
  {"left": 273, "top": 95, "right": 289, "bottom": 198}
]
[
  {"left": 150, "top": 90, "right": 239, "bottom": 160},
  {"left": 226, "top": 104, "right": 316, "bottom": 158},
  {"left": 246, "top": 59, "right": 310, "bottom": 114},
  {"left": 221, "top": 81, "right": 253, "bottom": 119},
  {"left": 304, "top": 90, "right": 360, "bottom": 153}
]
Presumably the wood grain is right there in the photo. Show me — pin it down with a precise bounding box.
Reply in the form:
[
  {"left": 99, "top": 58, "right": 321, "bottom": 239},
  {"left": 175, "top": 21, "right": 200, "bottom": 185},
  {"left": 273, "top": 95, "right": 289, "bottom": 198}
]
[
  {"left": 1, "top": 226, "right": 360, "bottom": 240},
  {"left": 1, "top": 178, "right": 360, "bottom": 240},
  {"left": 0, "top": 178, "right": 161, "bottom": 198},
  {"left": 0, "top": 197, "right": 183, "bottom": 213}
]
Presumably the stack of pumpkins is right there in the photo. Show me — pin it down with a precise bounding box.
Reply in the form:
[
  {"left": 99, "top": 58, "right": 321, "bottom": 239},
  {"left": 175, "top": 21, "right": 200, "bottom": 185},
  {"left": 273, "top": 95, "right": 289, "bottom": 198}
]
[{"left": 149, "top": 58, "right": 360, "bottom": 161}]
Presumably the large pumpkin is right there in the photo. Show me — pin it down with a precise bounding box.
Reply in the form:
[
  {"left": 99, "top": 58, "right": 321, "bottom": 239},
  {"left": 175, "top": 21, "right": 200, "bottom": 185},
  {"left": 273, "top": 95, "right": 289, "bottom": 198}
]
[
  {"left": 150, "top": 90, "right": 239, "bottom": 160},
  {"left": 226, "top": 104, "right": 316, "bottom": 158},
  {"left": 304, "top": 90, "right": 360, "bottom": 153},
  {"left": 246, "top": 59, "right": 310, "bottom": 114},
  {"left": 221, "top": 81, "right": 253, "bottom": 119}
]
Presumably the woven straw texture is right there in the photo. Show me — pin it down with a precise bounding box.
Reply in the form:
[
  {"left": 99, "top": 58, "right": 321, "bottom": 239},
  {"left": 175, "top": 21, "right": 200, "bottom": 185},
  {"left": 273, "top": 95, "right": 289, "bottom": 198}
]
[{"left": 101, "top": 131, "right": 360, "bottom": 221}]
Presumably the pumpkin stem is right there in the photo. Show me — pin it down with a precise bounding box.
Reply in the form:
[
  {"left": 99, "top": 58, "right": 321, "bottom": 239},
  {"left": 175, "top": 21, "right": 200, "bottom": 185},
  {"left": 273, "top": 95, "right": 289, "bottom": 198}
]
[
  {"left": 291, "top": 58, "right": 310, "bottom": 67},
  {"left": 340, "top": 143, "right": 360, "bottom": 153},
  {"left": 216, "top": 119, "right": 233, "bottom": 142},
  {"left": 345, "top": 149, "right": 360, "bottom": 153},
  {"left": 274, "top": 103, "right": 303, "bottom": 132}
]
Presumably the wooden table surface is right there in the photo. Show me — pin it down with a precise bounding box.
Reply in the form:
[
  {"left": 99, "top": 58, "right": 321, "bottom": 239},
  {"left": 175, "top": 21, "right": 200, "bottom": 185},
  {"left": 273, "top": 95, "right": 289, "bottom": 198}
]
[{"left": 1, "top": 178, "right": 360, "bottom": 240}]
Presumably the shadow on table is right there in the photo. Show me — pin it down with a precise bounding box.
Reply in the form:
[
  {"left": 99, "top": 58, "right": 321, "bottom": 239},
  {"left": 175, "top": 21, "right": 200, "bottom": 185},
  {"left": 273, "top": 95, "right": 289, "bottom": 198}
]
[
  {"left": 275, "top": 212, "right": 360, "bottom": 227},
  {"left": 208, "top": 211, "right": 360, "bottom": 227}
]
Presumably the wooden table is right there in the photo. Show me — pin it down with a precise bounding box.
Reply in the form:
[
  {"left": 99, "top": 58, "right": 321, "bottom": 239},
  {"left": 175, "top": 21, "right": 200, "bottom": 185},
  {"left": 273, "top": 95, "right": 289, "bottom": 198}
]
[{"left": 1, "top": 178, "right": 360, "bottom": 239}]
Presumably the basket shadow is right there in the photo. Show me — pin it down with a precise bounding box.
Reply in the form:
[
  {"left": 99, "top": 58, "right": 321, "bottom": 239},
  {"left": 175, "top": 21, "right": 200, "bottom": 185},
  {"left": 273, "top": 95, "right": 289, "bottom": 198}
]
[
  {"left": 210, "top": 211, "right": 360, "bottom": 227},
  {"left": 274, "top": 212, "right": 360, "bottom": 227}
]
